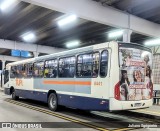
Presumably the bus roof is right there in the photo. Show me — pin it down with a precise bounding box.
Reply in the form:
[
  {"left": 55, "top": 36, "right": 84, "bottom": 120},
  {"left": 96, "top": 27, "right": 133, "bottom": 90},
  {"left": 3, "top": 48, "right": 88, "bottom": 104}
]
[
  {"left": 6, "top": 41, "right": 150, "bottom": 67},
  {"left": 6, "top": 41, "right": 110, "bottom": 67}
]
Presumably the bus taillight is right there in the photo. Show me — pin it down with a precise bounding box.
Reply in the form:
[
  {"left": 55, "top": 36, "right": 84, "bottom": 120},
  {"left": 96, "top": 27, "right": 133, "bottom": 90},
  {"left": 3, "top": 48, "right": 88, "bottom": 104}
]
[
  {"left": 114, "top": 82, "right": 120, "bottom": 100},
  {"left": 150, "top": 82, "right": 153, "bottom": 98}
]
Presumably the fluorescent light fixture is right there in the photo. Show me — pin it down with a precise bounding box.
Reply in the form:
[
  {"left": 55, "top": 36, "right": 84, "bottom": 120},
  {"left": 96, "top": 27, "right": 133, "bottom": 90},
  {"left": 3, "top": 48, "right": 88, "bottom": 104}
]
[
  {"left": 0, "top": 0, "right": 17, "bottom": 11},
  {"left": 66, "top": 40, "right": 80, "bottom": 48},
  {"left": 21, "top": 32, "right": 36, "bottom": 42},
  {"left": 108, "top": 30, "right": 124, "bottom": 38},
  {"left": 58, "top": 15, "right": 77, "bottom": 26},
  {"left": 144, "top": 39, "right": 160, "bottom": 46}
]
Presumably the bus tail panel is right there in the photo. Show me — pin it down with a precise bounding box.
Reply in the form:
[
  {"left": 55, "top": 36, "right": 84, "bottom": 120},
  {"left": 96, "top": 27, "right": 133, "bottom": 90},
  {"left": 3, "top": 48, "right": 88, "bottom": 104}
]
[{"left": 109, "top": 97, "right": 152, "bottom": 111}]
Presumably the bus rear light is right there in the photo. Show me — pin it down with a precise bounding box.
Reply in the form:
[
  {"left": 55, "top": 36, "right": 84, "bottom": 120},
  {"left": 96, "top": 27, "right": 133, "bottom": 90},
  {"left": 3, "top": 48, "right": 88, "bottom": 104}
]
[
  {"left": 114, "top": 82, "right": 120, "bottom": 100},
  {"left": 150, "top": 82, "right": 153, "bottom": 98}
]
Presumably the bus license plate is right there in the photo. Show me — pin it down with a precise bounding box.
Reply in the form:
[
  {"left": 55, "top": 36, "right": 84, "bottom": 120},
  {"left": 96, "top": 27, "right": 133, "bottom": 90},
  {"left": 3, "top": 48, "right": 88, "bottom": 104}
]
[{"left": 134, "top": 103, "right": 141, "bottom": 107}]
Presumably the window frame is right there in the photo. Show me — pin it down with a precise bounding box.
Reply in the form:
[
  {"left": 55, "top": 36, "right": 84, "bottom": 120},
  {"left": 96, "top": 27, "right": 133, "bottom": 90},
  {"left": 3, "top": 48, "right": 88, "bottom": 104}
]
[{"left": 99, "top": 49, "right": 108, "bottom": 78}]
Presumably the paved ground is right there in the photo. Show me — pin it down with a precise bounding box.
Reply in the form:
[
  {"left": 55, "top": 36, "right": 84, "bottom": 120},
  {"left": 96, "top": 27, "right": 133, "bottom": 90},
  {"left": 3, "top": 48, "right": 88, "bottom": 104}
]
[{"left": 0, "top": 92, "right": 96, "bottom": 131}]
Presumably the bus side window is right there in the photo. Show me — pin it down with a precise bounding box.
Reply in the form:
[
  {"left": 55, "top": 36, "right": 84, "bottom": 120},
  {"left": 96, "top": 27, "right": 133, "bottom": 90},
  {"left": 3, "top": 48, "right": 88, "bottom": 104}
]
[
  {"left": 33, "top": 63, "right": 38, "bottom": 77},
  {"left": 100, "top": 50, "right": 108, "bottom": 77},
  {"left": 76, "top": 55, "right": 83, "bottom": 77},
  {"left": 44, "top": 59, "right": 57, "bottom": 78},
  {"left": 10, "top": 66, "right": 16, "bottom": 78},
  {"left": 33, "top": 62, "right": 44, "bottom": 78},
  {"left": 92, "top": 52, "right": 99, "bottom": 78},
  {"left": 16, "top": 65, "right": 23, "bottom": 78},
  {"left": 76, "top": 54, "right": 92, "bottom": 77},
  {"left": 59, "top": 57, "right": 75, "bottom": 78},
  {"left": 22, "top": 64, "right": 27, "bottom": 77},
  {"left": 27, "top": 63, "right": 33, "bottom": 77}
]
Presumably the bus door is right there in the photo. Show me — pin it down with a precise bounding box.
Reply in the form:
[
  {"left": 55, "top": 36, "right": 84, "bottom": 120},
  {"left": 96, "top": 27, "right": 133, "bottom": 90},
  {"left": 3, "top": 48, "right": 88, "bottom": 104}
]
[{"left": 3, "top": 69, "right": 9, "bottom": 85}]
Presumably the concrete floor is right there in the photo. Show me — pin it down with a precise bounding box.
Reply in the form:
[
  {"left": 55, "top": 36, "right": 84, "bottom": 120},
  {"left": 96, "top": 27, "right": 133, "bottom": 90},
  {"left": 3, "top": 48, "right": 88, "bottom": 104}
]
[{"left": 0, "top": 92, "right": 96, "bottom": 131}]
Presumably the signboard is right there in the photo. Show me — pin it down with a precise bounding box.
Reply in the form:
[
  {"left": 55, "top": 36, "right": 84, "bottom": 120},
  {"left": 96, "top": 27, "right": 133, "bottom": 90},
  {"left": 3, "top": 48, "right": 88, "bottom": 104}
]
[
  {"left": 11, "top": 50, "right": 31, "bottom": 58},
  {"left": 21, "top": 51, "right": 30, "bottom": 57},
  {"left": 119, "top": 47, "right": 152, "bottom": 101},
  {"left": 11, "top": 50, "right": 20, "bottom": 57}
]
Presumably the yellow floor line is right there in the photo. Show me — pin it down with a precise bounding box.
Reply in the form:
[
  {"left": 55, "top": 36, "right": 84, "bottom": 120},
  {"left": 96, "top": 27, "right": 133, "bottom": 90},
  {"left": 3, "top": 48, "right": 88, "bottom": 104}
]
[
  {"left": 6, "top": 99, "right": 159, "bottom": 131},
  {"left": 112, "top": 128, "right": 135, "bottom": 131},
  {"left": 5, "top": 99, "right": 109, "bottom": 131}
]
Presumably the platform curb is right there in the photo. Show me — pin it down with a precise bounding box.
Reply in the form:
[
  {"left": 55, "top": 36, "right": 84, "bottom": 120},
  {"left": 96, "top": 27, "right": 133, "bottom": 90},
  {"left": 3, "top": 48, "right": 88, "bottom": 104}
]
[{"left": 126, "top": 109, "right": 160, "bottom": 120}]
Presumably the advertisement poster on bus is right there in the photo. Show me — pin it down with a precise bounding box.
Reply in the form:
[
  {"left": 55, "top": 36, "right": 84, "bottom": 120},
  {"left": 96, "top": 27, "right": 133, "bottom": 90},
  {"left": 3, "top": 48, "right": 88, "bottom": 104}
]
[{"left": 119, "top": 47, "right": 153, "bottom": 101}]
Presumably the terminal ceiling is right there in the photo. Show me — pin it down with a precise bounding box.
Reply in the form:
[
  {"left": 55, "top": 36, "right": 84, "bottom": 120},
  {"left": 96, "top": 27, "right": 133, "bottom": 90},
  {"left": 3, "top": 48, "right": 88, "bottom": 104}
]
[{"left": 0, "top": 0, "right": 157, "bottom": 56}]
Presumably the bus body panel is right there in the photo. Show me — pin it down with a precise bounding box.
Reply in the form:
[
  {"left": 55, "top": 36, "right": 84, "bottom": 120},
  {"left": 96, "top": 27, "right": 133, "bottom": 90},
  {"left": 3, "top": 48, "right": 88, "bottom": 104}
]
[
  {"left": 4, "top": 88, "right": 109, "bottom": 110},
  {"left": 34, "top": 78, "right": 91, "bottom": 94}
]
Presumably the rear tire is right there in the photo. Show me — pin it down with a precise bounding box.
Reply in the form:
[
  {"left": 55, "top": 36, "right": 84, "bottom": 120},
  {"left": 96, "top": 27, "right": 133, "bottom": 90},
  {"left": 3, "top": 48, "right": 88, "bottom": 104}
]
[
  {"left": 48, "top": 93, "right": 58, "bottom": 111},
  {"left": 12, "top": 89, "right": 19, "bottom": 100}
]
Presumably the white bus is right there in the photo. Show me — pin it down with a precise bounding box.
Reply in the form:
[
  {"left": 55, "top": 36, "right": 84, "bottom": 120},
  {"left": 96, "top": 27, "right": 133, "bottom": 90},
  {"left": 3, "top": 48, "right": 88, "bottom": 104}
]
[{"left": 3, "top": 41, "right": 153, "bottom": 111}]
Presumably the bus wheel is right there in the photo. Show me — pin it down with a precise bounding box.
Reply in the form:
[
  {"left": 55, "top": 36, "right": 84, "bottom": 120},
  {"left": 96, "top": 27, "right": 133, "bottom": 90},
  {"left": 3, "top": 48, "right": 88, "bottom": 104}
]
[
  {"left": 12, "top": 89, "right": 19, "bottom": 100},
  {"left": 48, "top": 93, "right": 58, "bottom": 111}
]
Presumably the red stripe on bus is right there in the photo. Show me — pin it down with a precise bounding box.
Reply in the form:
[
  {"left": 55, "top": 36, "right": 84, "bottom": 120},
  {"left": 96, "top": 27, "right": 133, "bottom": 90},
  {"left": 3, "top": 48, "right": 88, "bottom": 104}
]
[{"left": 43, "top": 80, "right": 91, "bottom": 85}]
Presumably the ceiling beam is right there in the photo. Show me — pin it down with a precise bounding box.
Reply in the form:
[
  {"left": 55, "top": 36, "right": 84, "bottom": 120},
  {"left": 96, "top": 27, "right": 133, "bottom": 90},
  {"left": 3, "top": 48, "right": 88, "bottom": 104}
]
[
  {"left": 22, "top": 0, "right": 160, "bottom": 38},
  {"left": 5, "top": 8, "right": 53, "bottom": 38},
  {"left": 0, "top": 4, "right": 37, "bottom": 35},
  {"left": 0, "top": 55, "right": 26, "bottom": 62},
  {"left": 132, "top": 0, "right": 160, "bottom": 15},
  {"left": 0, "top": 39, "right": 65, "bottom": 54}
]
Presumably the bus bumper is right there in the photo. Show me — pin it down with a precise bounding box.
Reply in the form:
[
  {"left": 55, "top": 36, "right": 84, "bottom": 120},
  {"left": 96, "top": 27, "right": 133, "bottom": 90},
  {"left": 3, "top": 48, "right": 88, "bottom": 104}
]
[{"left": 109, "top": 98, "right": 153, "bottom": 111}]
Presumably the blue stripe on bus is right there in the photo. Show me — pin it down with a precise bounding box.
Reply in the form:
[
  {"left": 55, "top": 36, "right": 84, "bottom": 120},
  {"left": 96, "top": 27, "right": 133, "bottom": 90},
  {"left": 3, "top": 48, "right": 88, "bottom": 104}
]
[{"left": 4, "top": 88, "right": 109, "bottom": 111}]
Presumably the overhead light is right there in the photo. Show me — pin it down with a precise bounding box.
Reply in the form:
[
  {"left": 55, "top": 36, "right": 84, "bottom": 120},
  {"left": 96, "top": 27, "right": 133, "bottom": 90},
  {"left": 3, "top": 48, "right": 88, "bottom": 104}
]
[
  {"left": 57, "top": 15, "right": 77, "bottom": 27},
  {"left": 144, "top": 39, "right": 160, "bottom": 46},
  {"left": 0, "top": 0, "right": 17, "bottom": 11},
  {"left": 66, "top": 40, "right": 80, "bottom": 48},
  {"left": 108, "top": 30, "right": 124, "bottom": 38},
  {"left": 21, "top": 32, "right": 36, "bottom": 42}
]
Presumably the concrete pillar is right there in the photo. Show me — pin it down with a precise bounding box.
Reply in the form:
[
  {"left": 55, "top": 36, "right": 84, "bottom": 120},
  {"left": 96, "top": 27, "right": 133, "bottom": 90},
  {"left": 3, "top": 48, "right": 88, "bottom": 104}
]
[
  {"left": 33, "top": 52, "right": 39, "bottom": 57},
  {"left": 123, "top": 29, "right": 132, "bottom": 43},
  {"left": 1, "top": 60, "right": 5, "bottom": 88}
]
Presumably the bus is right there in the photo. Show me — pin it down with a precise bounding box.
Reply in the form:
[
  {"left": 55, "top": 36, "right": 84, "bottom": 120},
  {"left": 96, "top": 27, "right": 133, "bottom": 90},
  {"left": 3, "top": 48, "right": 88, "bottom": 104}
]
[{"left": 3, "top": 41, "right": 153, "bottom": 111}]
